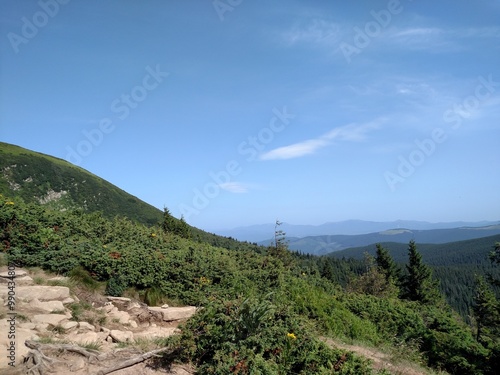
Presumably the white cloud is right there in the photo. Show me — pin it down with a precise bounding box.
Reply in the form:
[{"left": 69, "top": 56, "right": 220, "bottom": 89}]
[
  {"left": 219, "top": 182, "right": 250, "bottom": 193},
  {"left": 260, "top": 121, "right": 381, "bottom": 161},
  {"left": 259, "top": 139, "right": 328, "bottom": 160}
]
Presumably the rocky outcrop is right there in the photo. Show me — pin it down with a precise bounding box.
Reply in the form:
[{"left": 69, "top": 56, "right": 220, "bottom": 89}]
[{"left": 0, "top": 268, "right": 197, "bottom": 374}]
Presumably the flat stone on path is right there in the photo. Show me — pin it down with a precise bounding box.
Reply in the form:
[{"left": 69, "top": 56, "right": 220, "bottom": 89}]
[
  {"left": 148, "top": 306, "right": 197, "bottom": 321},
  {"left": 29, "top": 298, "right": 65, "bottom": 313},
  {"left": 61, "top": 321, "right": 79, "bottom": 332},
  {"left": 110, "top": 329, "right": 133, "bottom": 343},
  {"left": 133, "top": 326, "right": 179, "bottom": 340},
  {"left": 0, "top": 269, "right": 28, "bottom": 278},
  {"left": 32, "top": 314, "right": 68, "bottom": 326},
  {"left": 78, "top": 322, "right": 96, "bottom": 331},
  {"left": 14, "top": 276, "right": 34, "bottom": 285},
  {"left": 0, "top": 285, "right": 70, "bottom": 302},
  {"left": 108, "top": 309, "right": 131, "bottom": 324}
]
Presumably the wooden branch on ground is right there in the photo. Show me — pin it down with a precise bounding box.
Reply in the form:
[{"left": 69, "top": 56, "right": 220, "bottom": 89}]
[
  {"left": 23, "top": 340, "right": 176, "bottom": 375},
  {"left": 26, "top": 339, "right": 100, "bottom": 359},
  {"left": 96, "top": 347, "right": 173, "bottom": 375}
]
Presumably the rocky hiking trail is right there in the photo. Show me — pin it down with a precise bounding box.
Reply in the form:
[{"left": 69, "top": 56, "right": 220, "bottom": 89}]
[
  {"left": 0, "top": 267, "right": 438, "bottom": 375},
  {"left": 0, "top": 267, "right": 195, "bottom": 374},
  {"left": 321, "top": 338, "right": 435, "bottom": 375}
]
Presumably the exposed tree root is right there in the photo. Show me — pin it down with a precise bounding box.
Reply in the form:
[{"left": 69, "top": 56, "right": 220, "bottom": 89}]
[
  {"left": 23, "top": 340, "right": 175, "bottom": 375},
  {"left": 96, "top": 347, "right": 172, "bottom": 375}
]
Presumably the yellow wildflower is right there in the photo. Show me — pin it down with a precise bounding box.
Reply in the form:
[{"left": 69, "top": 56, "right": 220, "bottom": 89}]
[
  {"left": 287, "top": 332, "right": 297, "bottom": 340},
  {"left": 198, "top": 276, "right": 211, "bottom": 285},
  {"left": 5, "top": 201, "right": 14, "bottom": 205}
]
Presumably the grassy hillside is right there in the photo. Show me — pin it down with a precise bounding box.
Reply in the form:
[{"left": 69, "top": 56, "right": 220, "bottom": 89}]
[{"left": 0, "top": 142, "right": 163, "bottom": 225}]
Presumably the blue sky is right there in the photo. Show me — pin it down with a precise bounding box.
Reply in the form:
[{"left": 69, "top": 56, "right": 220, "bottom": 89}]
[{"left": 1, "top": 0, "right": 499, "bottom": 232}]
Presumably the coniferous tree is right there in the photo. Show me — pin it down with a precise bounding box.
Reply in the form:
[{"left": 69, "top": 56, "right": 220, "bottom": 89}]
[
  {"left": 162, "top": 208, "right": 191, "bottom": 239},
  {"left": 348, "top": 253, "right": 399, "bottom": 298},
  {"left": 319, "top": 257, "right": 334, "bottom": 281},
  {"left": 375, "top": 243, "right": 400, "bottom": 284},
  {"left": 489, "top": 242, "right": 500, "bottom": 287},
  {"left": 269, "top": 219, "right": 292, "bottom": 267},
  {"left": 403, "top": 240, "right": 441, "bottom": 304},
  {"left": 274, "top": 220, "right": 287, "bottom": 252},
  {"left": 472, "top": 276, "right": 500, "bottom": 342},
  {"left": 162, "top": 207, "right": 177, "bottom": 233},
  {"left": 175, "top": 215, "right": 191, "bottom": 239},
  {"left": 489, "top": 242, "right": 500, "bottom": 264}
]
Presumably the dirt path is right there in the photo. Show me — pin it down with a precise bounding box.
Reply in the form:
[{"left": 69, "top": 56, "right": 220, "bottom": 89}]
[{"left": 321, "top": 338, "right": 431, "bottom": 375}]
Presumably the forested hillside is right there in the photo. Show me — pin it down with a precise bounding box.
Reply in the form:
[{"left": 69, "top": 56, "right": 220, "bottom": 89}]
[
  {"left": 329, "top": 237, "right": 500, "bottom": 319},
  {"left": 2, "top": 194, "right": 500, "bottom": 374}
]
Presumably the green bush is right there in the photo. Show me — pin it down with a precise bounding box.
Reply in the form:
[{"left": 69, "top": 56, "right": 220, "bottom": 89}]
[
  {"left": 170, "top": 296, "right": 374, "bottom": 374},
  {"left": 105, "top": 274, "right": 128, "bottom": 297}
]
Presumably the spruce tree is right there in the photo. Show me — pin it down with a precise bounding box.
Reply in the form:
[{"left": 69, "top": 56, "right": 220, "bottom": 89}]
[
  {"left": 472, "top": 276, "right": 500, "bottom": 342},
  {"left": 270, "top": 220, "right": 292, "bottom": 267},
  {"left": 175, "top": 215, "right": 191, "bottom": 239},
  {"left": 320, "top": 257, "right": 334, "bottom": 281},
  {"left": 489, "top": 242, "right": 500, "bottom": 287},
  {"left": 162, "top": 207, "right": 177, "bottom": 233},
  {"left": 489, "top": 242, "right": 500, "bottom": 265},
  {"left": 375, "top": 243, "right": 400, "bottom": 283},
  {"left": 403, "top": 240, "right": 441, "bottom": 304},
  {"left": 348, "top": 253, "right": 398, "bottom": 298}
]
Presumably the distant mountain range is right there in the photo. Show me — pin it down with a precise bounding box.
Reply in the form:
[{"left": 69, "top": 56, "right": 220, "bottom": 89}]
[
  {"left": 218, "top": 220, "right": 500, "bottom": 244},
  {"left": 264, "top": 225, "right": 500, "bottom": 255}
]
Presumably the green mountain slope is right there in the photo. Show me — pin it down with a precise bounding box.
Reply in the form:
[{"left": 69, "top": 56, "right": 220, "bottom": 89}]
[
  {"left": 0, "top": 142, "right": 280, "bottom": 255},
  {"left": 0, "top": 142, "right": 162, "bottom": 225}
]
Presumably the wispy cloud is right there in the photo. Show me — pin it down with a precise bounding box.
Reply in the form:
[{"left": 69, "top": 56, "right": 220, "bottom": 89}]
[
  {"left": 219, "top": 182, "right": 250, "bottom": 193},
  {"left": 385, "top": 26, "right": 500, "bottom": 52},
  {"left": 283, "top": 19, "right": 342, "bottom": 46},
  {"left": 260, "top": 121, "right": 381, "bottom": 161},
  {"left": 384, "top": 27, "right": 457, "bottom": 52},
  {"left": 260, "top": 139, "right": 328, "bottom": 160},
  {"left": 283, "top": 19, "right": 500, "bottom": 55}
]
